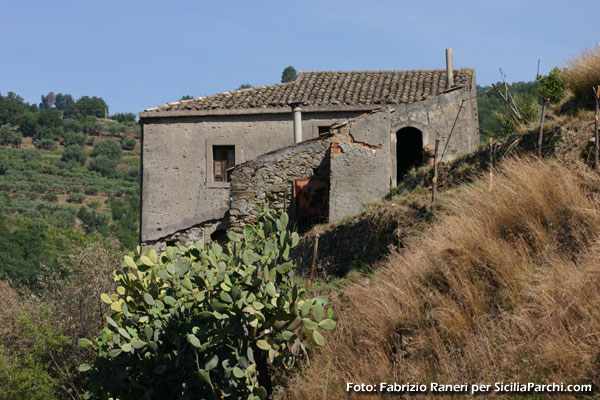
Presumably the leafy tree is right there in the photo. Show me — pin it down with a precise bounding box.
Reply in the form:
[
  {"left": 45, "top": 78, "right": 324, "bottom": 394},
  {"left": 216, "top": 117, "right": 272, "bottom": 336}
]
[
  {"left": 38, "top": 92, "right": 56, "bottom": 109},
  {"left": 88, "top": 155, "right": 118, "bottom": 177},
  {"left": 37, "top": 109, "right": 63, "bottom": 130},
  {"left": 281, "top": 66, "right": 298, "bottom": 83},
  {"left": 77, "top": 207, "right": 110, "bottom": 234},
  {"left": 120, "top": 136, "right": 137, "bottom": 151},
  {"left": 536, "top": 67, "right": 566, "bottom": 104},
  {"left": 61, "top": 131, "right": 86, "bottom": 147},
  {"left": 109, "top": 196, "right": 139, "bottom": 248},
  {"left": 91, "top": 139, "right": 122, "bottom": 160},
  {"left": 18, "top": 111, "right": 39, "bottom": 137},
  {"left": 67, "top": 96, "right": 108, "bottom": 118},
  {"left": 79, "top": 209, "right": 335, "bottom": 399},
  {"left": 0, "top": 152, "right": 8, "bottom": 174},
  {"left": 61, "top": 145, "right": 87, "bottom": 165},
  {"left": 0, "top": 91, "right": 31, "bottom": 125},
  {"left": 80, "top": 116, "right": 102, "bottom": 134},
  {"left": 238, "top": 84, "right": 252, "bottom": 89},
  {"left": 34, "top": 138, "right": 57, "bottom": 150},
  {"left": 67, "top": 193, "right": 86, "bottom": 203},
  {"left": 179, "top": 95, "right": 194, "bottom": 100},
  {"left": 110, "top": 113, "right": 136, "bottom": 123},
  {"left": 124, "top": 166, "right": 140, "bottom": 182},
  {"left": 0, "top": 124, "right": 22, "bottom": 147},
  {"left": 54, "top": 93, "right": 74, "bottom": 111}
]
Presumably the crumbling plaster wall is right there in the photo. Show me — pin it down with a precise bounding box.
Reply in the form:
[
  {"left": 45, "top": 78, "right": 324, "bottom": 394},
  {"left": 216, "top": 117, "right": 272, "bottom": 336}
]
[
  {"left": 141, "top": 114, "right": 295, "bottom": 242},
  {"left": 390, "top": 85, "right": 478, "bottom": 185},
  {"left": 328, "top": 111, "right": 391, "bottom": 221},
  {"left": 141, "top": 111, "right": 362, "bottom": 242}
]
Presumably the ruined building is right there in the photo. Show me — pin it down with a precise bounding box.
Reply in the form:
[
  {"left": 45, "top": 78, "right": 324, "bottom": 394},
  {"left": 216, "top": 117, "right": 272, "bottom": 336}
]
[{"left": 139, "top": 52, "right": 478, "bottom": 248}]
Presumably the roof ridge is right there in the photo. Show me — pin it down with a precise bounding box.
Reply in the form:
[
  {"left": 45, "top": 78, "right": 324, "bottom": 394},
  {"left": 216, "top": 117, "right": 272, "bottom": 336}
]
[
  {"left": 143, "top": 68, "right": 475, "bottom": 114},
  {"left": 299, "top": 67, "right": 473, "bottom": 73}
]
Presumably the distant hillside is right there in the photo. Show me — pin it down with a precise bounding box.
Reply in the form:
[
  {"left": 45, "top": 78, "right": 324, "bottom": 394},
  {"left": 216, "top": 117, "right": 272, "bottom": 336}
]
[{"left": 0, "top": 91, "right": 140, "bottom": 287}]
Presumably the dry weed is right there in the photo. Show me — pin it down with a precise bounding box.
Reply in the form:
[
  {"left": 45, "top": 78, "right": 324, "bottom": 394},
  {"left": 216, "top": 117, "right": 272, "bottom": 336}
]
[
  {"left": 562, "top": 42, "right": 600, "bottom": 105},
  {"left": 288, "top": 158, "right": 600, "bottom": 399}
]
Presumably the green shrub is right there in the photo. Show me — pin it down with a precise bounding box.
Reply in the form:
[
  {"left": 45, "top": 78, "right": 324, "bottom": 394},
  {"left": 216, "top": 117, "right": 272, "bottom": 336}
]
[
  {"left": 0, "top": 124, "right": 22, "bottom": 146},
  {"left": 120, "top": 136, "right": 137, "bottom": 151},
  {"left": 67, "top": 193, "right": 86, "bottom": 203},
  {"left": 80, "top": 209, "right": 335, "bottom": 399},
  {"left": 18, "top": 111, "right": 39, "bottom": 137},
  {"left": 48, "top": 208, "right": 76, "bottom": 228},
  {"left": 61, "top": 131, "right": 86, "bottom": 147},
  {"left": 110, "top": 112, "right": 136, "bottom": 123},
  {"left": 537, "top": 67, "right": 566, "bottom": 104},
  {"left": 62, "top": 118, "right": 82, "bottom": 133},
  {"left": 91, "top": 139, "right": 122, "bottom": 160},
  {"left": 80, "top": 116, "right": 102, "bottom": 134},
  {"left": 85, "top": 186, "right": 100, "bottom": 195},
  {"left": 35, "top": 138, "right": 57, "bottom": 150},
  {"left": 10, "top": 131, "right": 22, "bottom": 147},
  {"left": 492, "top": 93, "right": 540, "bottom": 134},
  {"left": 77, "top": 207, "right": 110, "bottom": 234},
  {"left": 125, "top": 166, "right": 140, "bottom": 182},
  {"left": 37, "top": 109, "right": 63, "bottom": 130},
  {"left": 0, "top": 152, "right": 8, "bottom": 175},
  {"left": 0, "top": 307, "right": 70, "bottom": 400},
  {"left": 88, "top": 155, "right": 118, "bottom": 177},
  {"left": 61, "top": 144, "right": 87, "bottom": 165},
  {"left": 41, "top": 193, "right": 59, "bottom": 202},
  {"left": 88, "top": 201, "right": 101, "bottom": 210}
]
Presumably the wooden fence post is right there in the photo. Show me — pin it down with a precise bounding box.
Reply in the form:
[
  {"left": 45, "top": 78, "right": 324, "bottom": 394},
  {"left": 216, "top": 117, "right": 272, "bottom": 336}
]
[
  {"left": 306, "top": 233, "right": 319, "bottom": 290},
  {"left": 489, "top": 137, "right": 494, "bottom": 191},
  {"left": 432, "top": 139, "right": 440, "bottom": 204},
  {"left": 538, "top": 98, "right": 549, "bottom": 158},
  {"left": 594, "top": 86, "right": 599, "bottom": 169}
]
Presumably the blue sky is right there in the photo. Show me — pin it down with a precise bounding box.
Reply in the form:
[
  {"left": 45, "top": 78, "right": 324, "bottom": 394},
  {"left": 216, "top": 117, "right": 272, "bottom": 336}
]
[{"left": 1, "top": 0, "right": 599, "bottom": 114}]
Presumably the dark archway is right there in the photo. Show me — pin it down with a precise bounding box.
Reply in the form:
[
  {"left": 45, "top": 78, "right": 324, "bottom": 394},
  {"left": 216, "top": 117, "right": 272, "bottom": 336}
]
[{"left": 396, "top": 127, "right": 423, "bottom": 180}]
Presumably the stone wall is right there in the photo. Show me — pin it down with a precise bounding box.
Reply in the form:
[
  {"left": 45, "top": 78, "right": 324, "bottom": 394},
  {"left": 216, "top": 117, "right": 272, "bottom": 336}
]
[{"left": 228, "top": 137, "right": 332, "bottom": 230}]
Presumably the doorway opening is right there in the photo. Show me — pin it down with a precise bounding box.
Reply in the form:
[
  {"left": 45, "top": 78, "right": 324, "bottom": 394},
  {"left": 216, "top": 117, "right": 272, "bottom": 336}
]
[{"left": 396, "top": 127, "right": 423, "bottom": 180}]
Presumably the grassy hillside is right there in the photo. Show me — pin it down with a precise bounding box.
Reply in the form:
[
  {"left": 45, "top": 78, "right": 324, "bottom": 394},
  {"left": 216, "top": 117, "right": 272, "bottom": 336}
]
[
  {"left": 0, "top": 92, "right": 140, "bottom": 287},
  {"left": 289, "top": 157, "right": 600, "bottom": 398}
]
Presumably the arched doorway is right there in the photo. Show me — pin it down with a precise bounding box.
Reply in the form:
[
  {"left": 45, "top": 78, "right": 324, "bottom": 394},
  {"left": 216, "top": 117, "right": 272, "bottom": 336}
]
[{"left": 396, "top": 127, "right": 423, "bottom": 180}]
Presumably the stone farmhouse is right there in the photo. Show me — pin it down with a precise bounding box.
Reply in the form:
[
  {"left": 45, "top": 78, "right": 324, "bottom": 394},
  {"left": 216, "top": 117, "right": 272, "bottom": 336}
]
[{"left": 139, "top": 53, "right": 479, "bottom": 248}]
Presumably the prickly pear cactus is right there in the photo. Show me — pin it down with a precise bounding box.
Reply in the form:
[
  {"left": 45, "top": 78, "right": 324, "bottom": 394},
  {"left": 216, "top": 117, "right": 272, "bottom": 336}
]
[{"left": 78, "top": 208, "right": 335, "bottom": 400}]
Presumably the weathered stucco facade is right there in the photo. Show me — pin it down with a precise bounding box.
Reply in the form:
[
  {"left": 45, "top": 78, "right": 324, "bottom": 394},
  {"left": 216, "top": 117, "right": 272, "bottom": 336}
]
[{"left": 139, "top": 67, "right": 479, "bottom": 246}]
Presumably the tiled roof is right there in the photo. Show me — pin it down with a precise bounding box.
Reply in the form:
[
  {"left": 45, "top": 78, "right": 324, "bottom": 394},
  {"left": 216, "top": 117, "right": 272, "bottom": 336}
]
[{"left": 143, "top": 68, "right": 473, "bottom": 114}]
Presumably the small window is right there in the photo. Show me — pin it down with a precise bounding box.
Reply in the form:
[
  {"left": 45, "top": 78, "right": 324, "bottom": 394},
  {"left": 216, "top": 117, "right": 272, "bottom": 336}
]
[
  {"left": 317, "top": 125, "right": 330, "bottom": 135},
  {"left": 213, "top": 145, "right": 235, "bottom": 182}
]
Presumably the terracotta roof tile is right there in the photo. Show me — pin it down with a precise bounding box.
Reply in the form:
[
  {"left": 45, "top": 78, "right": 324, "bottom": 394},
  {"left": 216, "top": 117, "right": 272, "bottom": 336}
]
[{"left": 144, "top": 68, "right": 473, "bottom": 113}]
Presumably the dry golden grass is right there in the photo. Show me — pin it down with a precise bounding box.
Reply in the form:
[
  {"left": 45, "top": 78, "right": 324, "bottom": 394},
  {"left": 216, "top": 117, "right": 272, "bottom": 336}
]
[
  {"left": 288, "top": 158, "right": 600, "bottom": 399},
  {"left": 563, "top": 42, "right": 600, "bottom": 105}
]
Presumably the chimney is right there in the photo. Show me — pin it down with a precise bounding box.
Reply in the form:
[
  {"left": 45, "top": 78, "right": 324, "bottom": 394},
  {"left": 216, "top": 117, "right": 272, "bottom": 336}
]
[
  {"left": 446, "top": 48, "right": 454, "bottom": 88},
  {"left": 292, "top": 104, "right": 302, "bottom": 144}
]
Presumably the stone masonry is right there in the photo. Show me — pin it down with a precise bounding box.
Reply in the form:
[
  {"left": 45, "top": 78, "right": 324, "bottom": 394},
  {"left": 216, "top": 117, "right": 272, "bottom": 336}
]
[{"left": 229, "top": 137, "right": 332, "bottom": 230}]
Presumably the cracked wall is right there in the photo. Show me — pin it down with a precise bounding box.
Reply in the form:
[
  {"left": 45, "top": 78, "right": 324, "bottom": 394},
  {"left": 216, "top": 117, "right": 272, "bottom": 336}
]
[{"left": 329, "top": 111, "right": 391, "bottom": 221}]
